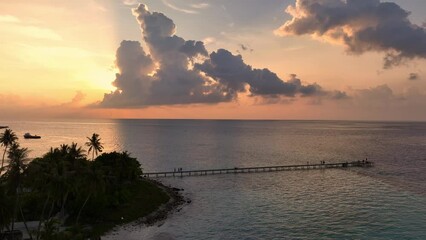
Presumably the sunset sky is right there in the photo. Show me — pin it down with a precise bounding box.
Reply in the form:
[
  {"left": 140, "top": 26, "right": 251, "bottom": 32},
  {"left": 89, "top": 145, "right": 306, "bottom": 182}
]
[{"left": 1, "top": 0, "right": 426, "bottom": 120}]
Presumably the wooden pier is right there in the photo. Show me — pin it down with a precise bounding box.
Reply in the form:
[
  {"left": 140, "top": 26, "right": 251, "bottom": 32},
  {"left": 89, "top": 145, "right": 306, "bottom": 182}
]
[{"left": 142, "top": 161, "right": 373, "bottom": 178}]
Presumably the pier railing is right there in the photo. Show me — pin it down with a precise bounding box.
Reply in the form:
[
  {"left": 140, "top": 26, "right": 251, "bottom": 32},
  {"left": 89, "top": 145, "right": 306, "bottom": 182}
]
[{"left": 142, "top": 161, "right": 373, "bottom": 178}]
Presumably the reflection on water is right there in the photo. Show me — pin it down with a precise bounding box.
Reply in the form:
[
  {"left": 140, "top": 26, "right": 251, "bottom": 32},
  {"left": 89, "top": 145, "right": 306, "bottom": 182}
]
[
  {"left": 113, "top": 120, "right": 426, "bottom": 194},
  {"left": 4, "top": 119, "right": 122, "bottom": 159},
  {"left": 2, "top": 119, "right": 426, "bottom": 239}
]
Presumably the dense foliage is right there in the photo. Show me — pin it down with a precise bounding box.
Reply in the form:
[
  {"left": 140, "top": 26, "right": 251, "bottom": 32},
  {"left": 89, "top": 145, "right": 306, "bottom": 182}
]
[{"left": 0, "top": 130, "right": 169, "bottom": 239}]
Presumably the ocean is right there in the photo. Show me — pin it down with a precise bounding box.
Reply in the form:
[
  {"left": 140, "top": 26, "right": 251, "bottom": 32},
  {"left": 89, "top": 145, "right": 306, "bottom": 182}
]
[{"left": 3, "top": 119, "right": 426, "bottom": 239}]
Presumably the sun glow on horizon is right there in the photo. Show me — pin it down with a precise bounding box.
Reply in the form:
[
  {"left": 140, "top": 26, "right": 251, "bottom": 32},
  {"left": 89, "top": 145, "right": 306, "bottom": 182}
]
[
  {"left": 0, "top": 0, "right": 120, "bottom": 104},
  {"left": 0, "top": 0, "right": 426, "bottom": 121}
]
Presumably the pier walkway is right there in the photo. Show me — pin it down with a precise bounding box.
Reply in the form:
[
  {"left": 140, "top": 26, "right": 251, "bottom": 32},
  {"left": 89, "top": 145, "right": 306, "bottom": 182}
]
[{"left": 143, "top": 161, "right": 373, "bottom": 178}]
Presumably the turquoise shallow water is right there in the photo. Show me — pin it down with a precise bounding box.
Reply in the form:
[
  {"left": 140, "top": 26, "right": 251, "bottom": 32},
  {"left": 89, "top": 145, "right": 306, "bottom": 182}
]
[
  {"left": 106, "top": 171, "right": 426, "bottom": 240},
  {"left": 2, "top": 119, "right": 426, "bottom": 239}
]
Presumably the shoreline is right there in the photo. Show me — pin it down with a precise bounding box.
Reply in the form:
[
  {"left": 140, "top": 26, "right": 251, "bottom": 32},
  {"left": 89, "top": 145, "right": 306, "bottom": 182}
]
[
  {"left": 102, "top": 178, "right": 187, "bottom": 237},
  {"left": 138, "top": 178, "right": 187, "bottom": 226}
]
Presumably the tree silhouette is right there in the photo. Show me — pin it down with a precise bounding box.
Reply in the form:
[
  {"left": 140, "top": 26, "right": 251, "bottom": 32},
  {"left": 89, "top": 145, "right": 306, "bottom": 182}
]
[
  {"left": 0, "top": 183, "right": 13, "bottom": 236},
  {"left": 75, "top": 164, "right": 105, "bottom": 225},
  {"left": 3, "top": 142, "right": 32, "bottom": 239},
  {"left": 85, "top": 133, "right": 103, "bottom": 160},
  {"left": 0, "top": 130, "right": 151, "bottom": 238},
  {"left": 68, "top": 142, "right": 85, "bottom": 160},
  {"left": 0, "top": 129, "right": 18, "bottom": 175}
]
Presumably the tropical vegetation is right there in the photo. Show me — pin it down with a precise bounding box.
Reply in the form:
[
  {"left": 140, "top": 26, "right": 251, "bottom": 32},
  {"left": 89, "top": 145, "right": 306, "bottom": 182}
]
[
  {"left": 0, "top": 129, "right": 170, "bottom": 239},
  {"left": 85, "top": 133, "right": 104, "bottom": 160},
  {"left": 0, "top": 129, "right": 18, "bottom": 175}
]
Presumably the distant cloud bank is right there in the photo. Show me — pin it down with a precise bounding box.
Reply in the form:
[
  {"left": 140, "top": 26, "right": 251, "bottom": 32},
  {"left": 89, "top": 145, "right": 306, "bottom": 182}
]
[
  {"left": 97, "top": 4, "right": 344, "bottom": 108},
  {"left": 276, "top": 0, "right": 426, "bottom": 68}
]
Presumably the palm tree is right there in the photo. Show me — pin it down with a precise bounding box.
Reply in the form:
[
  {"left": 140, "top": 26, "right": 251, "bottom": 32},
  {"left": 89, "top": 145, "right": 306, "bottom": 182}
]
[
  {"left": 69, "top": 142, "right": 85, "bottom": 160},
  {"left": 33, "top": 144, "right": 84, "bottom": 224},
  {"left": 59, "top": 144, "right": 69, "bottom": 156},
  {"left": 0, "top": 129, "right": 18, "bottom": 175},
  {"left": 4, "top": 142, "right": 32, "bottom": 239},
  {"left": 85, "top": 133, "right": 103, "bottom": 160}
]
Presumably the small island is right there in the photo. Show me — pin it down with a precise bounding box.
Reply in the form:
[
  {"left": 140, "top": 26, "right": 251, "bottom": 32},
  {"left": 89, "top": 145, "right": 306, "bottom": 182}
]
[{"left": 0, "top": 129, "right": 183, "bottom": 239}]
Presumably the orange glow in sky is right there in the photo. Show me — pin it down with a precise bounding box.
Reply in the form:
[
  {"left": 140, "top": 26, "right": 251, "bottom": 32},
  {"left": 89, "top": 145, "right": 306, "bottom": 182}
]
[{"left": 1, "top": 0, "right": 426, "bottom": 121}]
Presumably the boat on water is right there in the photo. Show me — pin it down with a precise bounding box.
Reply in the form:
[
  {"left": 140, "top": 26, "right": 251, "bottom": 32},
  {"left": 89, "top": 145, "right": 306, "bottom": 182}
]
[{"left": 24, "top": 133, "right": 41, "bottom": 139}]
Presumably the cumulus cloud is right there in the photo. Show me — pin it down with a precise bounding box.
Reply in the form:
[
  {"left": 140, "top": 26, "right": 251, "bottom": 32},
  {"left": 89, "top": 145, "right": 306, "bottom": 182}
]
[
  {"left": 195, "top": 51, "right": 327, "bottom": 98},
  {"left": 99, "top": 4, "right": 232, "bottom": 107},
  {"left": 97, "top": 4, "right": 344, "bottom": 108},
  {"left": 276, "top": 0, "right": 426, "bottom": 68}
]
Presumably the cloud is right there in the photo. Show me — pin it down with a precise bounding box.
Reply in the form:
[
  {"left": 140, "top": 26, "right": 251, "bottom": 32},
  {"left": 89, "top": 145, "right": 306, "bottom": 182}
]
[
  {"left": 122, "top": 0, "right": 140, "bottom": 6},
  {"left": 408, "top": 73, "right": 419, "bottom": 81},
  {"left": 195, "top": 51, "right": 326, "bottom": 98},
  {"left": 328, "top": 90, "right": 349, "bottom": 100},
  {"left": 160, "top": 1, "right": 210, "bottom": 14},
  {"left": 354, "top": 84, "right": 396, "bottom": 101},
  {"left": 97, "top": 4, "right": 344, "bottom": 108},
  {"left": 202, "top": 37, "right": 215, "bottom": 45},
  {"left": 346, "top": 84, "right": 426, "bottom": 110},
  {"left": 0, "top": 15, "right": 20, "bottom": 23},
  {"left": 276, "top": 0, "right": 426, "bottom": 68},
  {"left": 238, "top": 44, "right": 253, "bottom": 52},
  {"left": 0, "top": 92, "right": 94, "bottom": 120},
  {"left": 18, "top": 26, "right": 63, "bottom": 41},
  {"left": 61, "top": 91, "right": 86, "bottom": 107},
  {"left": 190, "top": 3, "right": 210, "bottom": 9},
  {"left": 98, "top": 5, "right": 232, "bottom": 107},
  {"left": 322, "top": 84, "right": 426, "bottom": 120},
  {"left": 0, "top": 15, "right": 62, "bottom": 41},
  {"left": 161, "top": 0, "right": 198, "bottom": 14}
]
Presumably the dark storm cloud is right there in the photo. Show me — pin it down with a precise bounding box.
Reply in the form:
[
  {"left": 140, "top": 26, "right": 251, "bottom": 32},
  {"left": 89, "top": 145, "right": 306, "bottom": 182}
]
[
  {"left": 276, "top": 0, "right": 426, "bottom": 68},
  {"left": 97, "top": 4, "right": 345, "bottom": 108}
]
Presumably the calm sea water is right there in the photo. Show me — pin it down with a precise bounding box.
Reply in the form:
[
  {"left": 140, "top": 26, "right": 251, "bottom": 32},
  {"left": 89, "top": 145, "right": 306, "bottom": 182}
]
[{"left": 2, "top": 119, "right": 426, "bottom": 239}]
